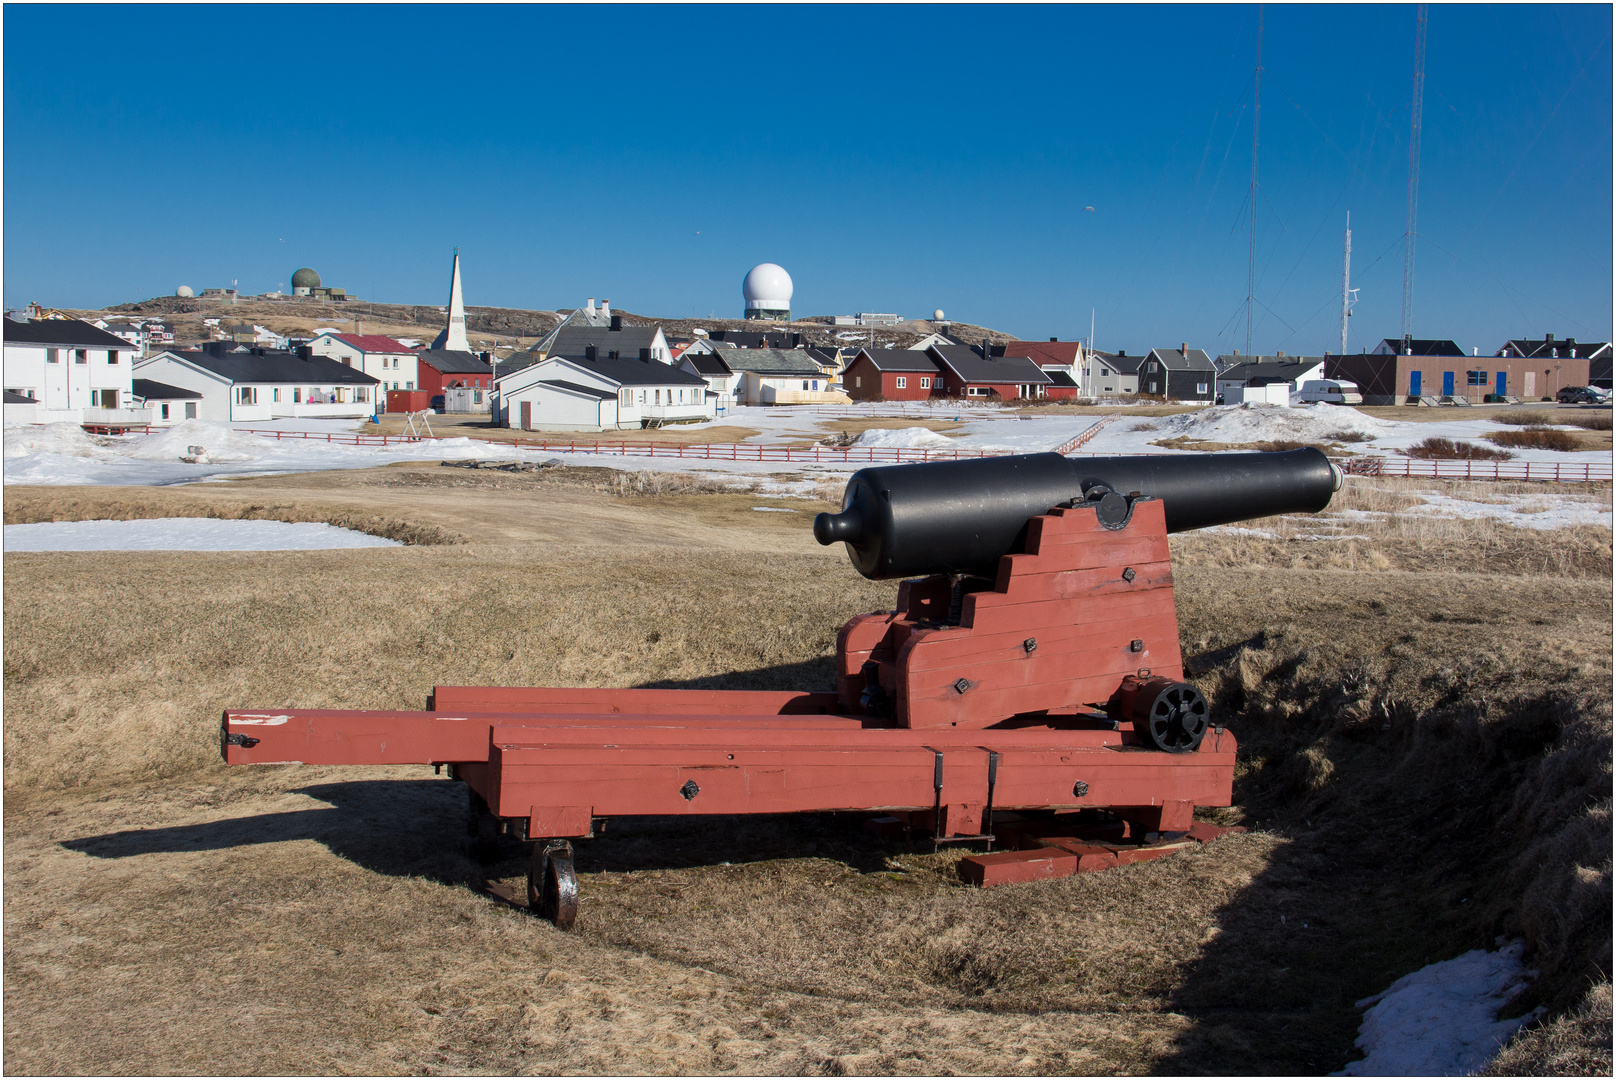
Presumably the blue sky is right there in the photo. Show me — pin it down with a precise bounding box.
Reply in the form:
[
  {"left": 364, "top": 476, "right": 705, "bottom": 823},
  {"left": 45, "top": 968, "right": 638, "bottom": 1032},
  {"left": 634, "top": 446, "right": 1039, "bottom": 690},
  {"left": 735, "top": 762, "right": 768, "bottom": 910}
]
[{"left": 5, "top": 4, "right": 1610, "bottom": 355}]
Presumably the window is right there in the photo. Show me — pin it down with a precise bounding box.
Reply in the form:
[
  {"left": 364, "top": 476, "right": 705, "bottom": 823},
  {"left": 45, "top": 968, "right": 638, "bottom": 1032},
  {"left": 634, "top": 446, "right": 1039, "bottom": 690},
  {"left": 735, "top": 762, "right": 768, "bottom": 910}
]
[
  {"left": 620, "top": 389, "right": 630, "bottom": 405},
  {"left": 160, "top": 403, "right": 170, "bottom": 420},
  {"left": 98, "top": 389, "right": 118, "bottom": 409},
  {"left": 185, "top": 402, "right": 197, "bottom": 419},
  {"left": 406, "top": 381, "right": 414, "bottom": 390},
  {"left": 1100, "top": 367, "right": 1112, "bottom": 377},
  {"left": 802, "top": 380, "right": 810, "bottom": 391},
  {"left": 107, "top": 350, "right": 119, "bottom": 364},
  {"left": 355, "top": 387, "right": 368, "bottom": 403},
  {"left": 920, "top": 377, "right": 931, "bottom": 389},
  {"left": 75, "top": 349, "right": 88, "bottom": 364},
  {"left": 1466, "top": 370, "right": 1488, "bottom": 386},
  {"left": 812, "top": 380, "right": 819, "bottom": 391},
  {"left": 294, "top": 388, "right": 302, "bottom": 404},
  {"left": 967, "top": 387, "right": 988, "bottom": 397},
  {"left": 236, "top": 387, "right": 257, "bottom": 405},
  {"left": 273, "top": 388, "right": 281, "bottom": 402},
  {"left": 895, "top": 376, "right": 907, "bottom": 389},
  {"left": 473, "top": 389, "right": 483, "bottom": 405},
  {"left": 855, "top": 376, "right": 862, "bottom": 388},
  {"left": 1197, "top": 382, "right": 1208, "bottom": 394},
  {"left": 46, "top": 349, "right": 59, "bottom": 364}
]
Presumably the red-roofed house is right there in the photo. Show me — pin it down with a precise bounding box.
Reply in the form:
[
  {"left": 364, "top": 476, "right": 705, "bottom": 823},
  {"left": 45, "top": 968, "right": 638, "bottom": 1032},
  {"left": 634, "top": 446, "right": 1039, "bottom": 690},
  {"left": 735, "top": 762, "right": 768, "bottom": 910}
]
[
  {"left": 305, "top": 333, "right": 420, "bottom": 411},
  {"left": 1002, "top": 339, "right": 1085, "bottom": 399}
]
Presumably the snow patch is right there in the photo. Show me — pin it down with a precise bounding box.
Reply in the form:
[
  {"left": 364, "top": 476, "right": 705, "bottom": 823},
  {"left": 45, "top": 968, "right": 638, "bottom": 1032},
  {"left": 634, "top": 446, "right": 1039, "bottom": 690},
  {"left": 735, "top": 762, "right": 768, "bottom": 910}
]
[
  {"left": 4, "top": 518, "right": 403, "bottom": 552},
  {"left": 850, "top": 426, "right": 957, "bottom": 449},
  {"left": 1335, "top": 940, "right": 1537, "bottom": 1076},
  {"left": 750, "top": 506, "right": 800, "bottom": 512},
  {"left": 1154, "top": 403, "right": 1398, "bottom": 443}
]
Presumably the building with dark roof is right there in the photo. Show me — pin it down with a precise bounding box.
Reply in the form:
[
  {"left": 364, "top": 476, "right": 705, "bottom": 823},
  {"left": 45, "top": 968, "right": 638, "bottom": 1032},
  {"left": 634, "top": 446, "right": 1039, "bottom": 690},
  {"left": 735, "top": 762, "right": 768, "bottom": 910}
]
[
  {"left": 131, "top": 378, "right": 203, "bottom": 425},
  {"left": 1141, "top": 346, "right": 1217, "bottom": 401},
  {"left": 1325, "top": 350, "right": 1592, "bottom": 404},
  {"left": 135, "top": 346, "right": 380, "bottom": 422},
  {"left": 4, "top": 317, "right": 145, "bottom": 422},
  {"left": 677, "top": 352, "right": 743, "bottom": 410},
  {"left": 1213, "top": 357, "right": 1326, "bottom": 403},
  {"left": 1085, "top": 350, "right": 1145, "bottom": 395},
  {"left": 927, "top": 344, "right": 1052, "bottom": 400},
  {"left": 1372, "top": 337, "right": 1465, "bottom": 357},
  {"left": 1496, "top": 334, "right": 1610, "bottom": 362},
  {"left": 842, "top": 347, "right": 942, "bottom": 401},
  {"left": 306, "top": 331, "right": 422, "bottom": 396},
  {"left": 539, "top": 318, "right": 672, "bottom": 364},
  {"left": 495, "top": 352, "right": 712, "bottom": 431},
  {"left": 712, "top": 346, "right": 846, "bottom": 404},
  {"left": 1003, "top": 339, "right": 1086, "bottom": 399}
]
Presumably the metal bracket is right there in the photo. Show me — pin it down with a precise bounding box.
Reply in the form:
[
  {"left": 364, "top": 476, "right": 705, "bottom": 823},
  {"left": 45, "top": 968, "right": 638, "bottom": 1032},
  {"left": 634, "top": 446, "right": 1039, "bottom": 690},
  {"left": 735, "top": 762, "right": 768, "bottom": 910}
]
[
  {"left": 679, "top": 779, "right": 700, "bottom": 801},
  {"left": 224, "top": 732, "right": 259, "bottom": 749}
]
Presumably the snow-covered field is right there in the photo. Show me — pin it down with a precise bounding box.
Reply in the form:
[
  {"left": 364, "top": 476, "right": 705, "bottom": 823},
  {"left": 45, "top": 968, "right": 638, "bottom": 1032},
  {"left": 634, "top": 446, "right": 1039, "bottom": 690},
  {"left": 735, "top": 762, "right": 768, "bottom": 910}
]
[
  {"left": 1337, "top": 940, "right": 1539, "bottom": 1076},
  {"left": 4, "top": 517, "right": 402, "bottom": 552}
]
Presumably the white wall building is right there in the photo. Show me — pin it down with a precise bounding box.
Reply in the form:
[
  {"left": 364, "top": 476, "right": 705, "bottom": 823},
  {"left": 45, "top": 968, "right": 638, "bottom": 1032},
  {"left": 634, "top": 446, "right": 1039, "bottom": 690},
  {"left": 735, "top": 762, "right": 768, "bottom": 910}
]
[
  {"left": 3, "top": 318, "right": 149, "bottom": 426},
  {"left": 135, "top": 346, "right": 380, "bottom": 422},
  {"left": 495, "top": 355, "right": 713, "bottom": 432},
  {"left": 305, "top": 332, "right": 420, "bottom": 400}
]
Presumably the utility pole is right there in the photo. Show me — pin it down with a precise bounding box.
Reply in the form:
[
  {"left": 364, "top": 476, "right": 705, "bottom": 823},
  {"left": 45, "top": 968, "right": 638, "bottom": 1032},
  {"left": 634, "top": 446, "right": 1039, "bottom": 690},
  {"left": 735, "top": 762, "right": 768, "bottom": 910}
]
[
  {"left": 1246, "top": 5, "right": 1263, "bottom": 358},
  {"left": 1401, "top": 4, "right": 1428, "bottom": 354},
  {"left": 1340, "top": 213, "right": 1356, "bottom": 355}
]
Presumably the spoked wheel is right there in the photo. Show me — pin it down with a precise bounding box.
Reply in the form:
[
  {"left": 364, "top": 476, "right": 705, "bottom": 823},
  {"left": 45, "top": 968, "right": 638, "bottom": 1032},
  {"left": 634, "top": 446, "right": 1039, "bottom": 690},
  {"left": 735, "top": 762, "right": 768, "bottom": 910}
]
[
  {"left": 528, "top": 841, "right": 579, "bottom": 930},
  {"left": 1134, "top": 680, "right": 1210, "bottom": 753}
]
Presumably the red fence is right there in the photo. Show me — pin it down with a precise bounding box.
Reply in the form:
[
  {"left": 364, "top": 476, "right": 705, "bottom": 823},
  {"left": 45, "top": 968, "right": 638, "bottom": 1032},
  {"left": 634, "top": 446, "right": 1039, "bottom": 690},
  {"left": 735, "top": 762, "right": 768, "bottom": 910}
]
[{"left": 1340, "top": 456, "right": 1612, "bottom": 483}]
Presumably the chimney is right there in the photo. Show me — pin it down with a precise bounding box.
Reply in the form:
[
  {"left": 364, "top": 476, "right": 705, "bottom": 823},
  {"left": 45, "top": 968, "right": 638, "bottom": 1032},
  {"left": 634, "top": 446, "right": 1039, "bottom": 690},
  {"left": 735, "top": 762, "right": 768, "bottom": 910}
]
[
  {"left": 586, "top": 298, "right": 596, "bottom": 318},
  {"left": 610, "top": 314, "right": 622, "bottom": 332},
  {"left": 639, "top": 347, "right": 651, "bottom": 362},
  {"left": 1545, "top": 333, "right": 1554, "bottom": 343},
  {"left": 1565, "top": 337, "right": 1576, "bottom": 354},
  {"left": 602, "top": 300, "right": 611, "bottom": 323},
  {"left": 1050, "top": 336, "right": 1058, "bottom": 342},
  {"left": 586, "top": 345, "right": 597, "bottom": 361},
  {"left": 1180, "top": 342, "right": 1188, "bottom": 356}
]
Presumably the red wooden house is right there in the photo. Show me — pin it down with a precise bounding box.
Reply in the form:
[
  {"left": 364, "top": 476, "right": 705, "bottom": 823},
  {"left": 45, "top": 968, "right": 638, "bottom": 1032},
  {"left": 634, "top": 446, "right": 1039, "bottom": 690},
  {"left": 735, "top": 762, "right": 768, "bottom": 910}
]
[{"left": 842, "top": 349, "right": 944, "bottom": 401}]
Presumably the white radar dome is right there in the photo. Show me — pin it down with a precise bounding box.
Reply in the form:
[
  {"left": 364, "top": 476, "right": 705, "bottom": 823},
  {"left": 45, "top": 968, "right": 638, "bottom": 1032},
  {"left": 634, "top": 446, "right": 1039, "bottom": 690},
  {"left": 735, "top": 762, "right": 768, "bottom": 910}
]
[
  {"left": 742, "top": 263, "right": 793, "bottom": 308},
  {"left": 176, "top": 285, "right": 195, "bottom": 298},
  {"left": 933, "top": 309, "right": 945, "bottom": 321}
]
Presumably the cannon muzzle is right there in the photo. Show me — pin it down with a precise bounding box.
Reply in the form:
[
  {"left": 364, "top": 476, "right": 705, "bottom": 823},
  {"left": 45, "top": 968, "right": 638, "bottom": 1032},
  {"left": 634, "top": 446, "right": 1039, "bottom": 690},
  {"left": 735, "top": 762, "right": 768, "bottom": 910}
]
[{"left": 814, "top": 449, "right": 1343, "bottom": 580}]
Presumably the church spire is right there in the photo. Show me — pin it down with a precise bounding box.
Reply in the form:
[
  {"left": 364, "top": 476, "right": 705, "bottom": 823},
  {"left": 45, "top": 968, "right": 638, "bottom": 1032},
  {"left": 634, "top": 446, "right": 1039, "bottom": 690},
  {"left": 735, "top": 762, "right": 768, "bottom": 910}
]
[{"left": 433, "top": 248, "right": 470, "bottom": 351}]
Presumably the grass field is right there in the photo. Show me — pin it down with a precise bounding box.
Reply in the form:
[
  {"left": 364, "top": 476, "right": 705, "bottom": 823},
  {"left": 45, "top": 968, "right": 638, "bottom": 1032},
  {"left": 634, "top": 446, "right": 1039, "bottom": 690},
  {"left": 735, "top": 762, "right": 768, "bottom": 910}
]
[{"left": 3, "top": 468, "right": 1610, "bottom": 1074}]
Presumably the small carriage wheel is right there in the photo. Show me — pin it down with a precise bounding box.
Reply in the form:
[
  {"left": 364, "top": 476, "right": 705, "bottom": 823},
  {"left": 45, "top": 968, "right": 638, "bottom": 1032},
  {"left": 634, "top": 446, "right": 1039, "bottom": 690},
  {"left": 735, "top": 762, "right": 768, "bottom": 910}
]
[
  {"left": 528, "top": 841, "right": 579, "bottom": 930},
  {"left": 1138, "top": 683, "right": 1210, "bottom": 753}
]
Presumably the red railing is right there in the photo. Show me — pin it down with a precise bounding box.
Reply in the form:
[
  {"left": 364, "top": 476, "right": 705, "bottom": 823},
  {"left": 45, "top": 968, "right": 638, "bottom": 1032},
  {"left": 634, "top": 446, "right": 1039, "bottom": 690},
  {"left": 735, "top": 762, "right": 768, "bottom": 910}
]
[
  {"left": 1053, "top": 415, "right": 1117, "bottom": 454},
  {"left": 1339, "top": 457, "right": 1612, "bottom": 483}
]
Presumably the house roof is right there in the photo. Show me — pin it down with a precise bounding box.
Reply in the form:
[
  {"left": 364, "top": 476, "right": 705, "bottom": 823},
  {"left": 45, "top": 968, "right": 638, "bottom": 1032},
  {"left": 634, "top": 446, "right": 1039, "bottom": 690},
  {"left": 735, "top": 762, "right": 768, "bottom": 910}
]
[
  {"left": 1215, "top": 360, "right": 1322, "bottom": 383},
  {"left": 4, "top": 318, "right": 131, "bottom": 349},
  {"left": 157, "top": 348, "right": 380, "bottom": 385},
  {"left": 1090, "top": 350, "right": 1145, "bottom": 374},
  {"left": 1498, "top": 337, "right": 1611, "bottom": 360},
  {"left": 544, "top": 323, "right": 663, "bottom": 358},
  {"left": 853, "top": 348, "right": 939, "bottom": 373},
  {"left": 1003, "top": 340, "right": 1081, "bottom": 366},
  {"left": 1377, "top": 338, "right": 1466, "bottom": 356},
  {"left": 131, "top": 378, "right": 202, "bottom": 400},
  {"left": 538, "top": 380, "right": 617, "bottom": 401},
  {"left": 928, "top": 345, "right": 1051, "bottom": 384},
  {"left": 418, "top": 349, "right": 491, "bottom": 375},
  {"left": 1145, "top": 347, "right": 1217, "bottom": 372},
  {"left": 4, "top": 390, "right": 35, "bottom": 404},
  {"left": 686, "top": 353, "right": 734, "bottom": 376},
  {"left": 713, "top": 347, "right": 823, "bottom": 376},
  {"left": 549, "top": 355, "right": 707, "bottom": 387},
  {"left": 805, "top": 346, "right": 845, "bottom": 368},
  {"left": 328, "top": 333, "right": 414, "bottom": 354},
  {"left": 1045, "top": 371, "right": 1079, "bottom": 388}
]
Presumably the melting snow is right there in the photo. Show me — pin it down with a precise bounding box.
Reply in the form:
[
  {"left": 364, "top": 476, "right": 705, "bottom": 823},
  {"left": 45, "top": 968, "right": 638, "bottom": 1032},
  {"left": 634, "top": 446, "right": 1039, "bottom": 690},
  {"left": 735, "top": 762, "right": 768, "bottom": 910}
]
[
  {"left": 1335, "top": 940, "right": 1538, "bottom": 1076},
  {"left": 850, "top": 426, "right": 958, "bottom": 449},
  {"left": 4, "top": 518, "right": 402, "bottom": 552}
]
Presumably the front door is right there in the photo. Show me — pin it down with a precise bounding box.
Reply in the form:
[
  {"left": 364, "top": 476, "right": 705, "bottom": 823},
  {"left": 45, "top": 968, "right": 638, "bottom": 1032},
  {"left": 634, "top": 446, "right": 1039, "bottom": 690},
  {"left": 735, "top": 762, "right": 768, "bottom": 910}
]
[
  {"left": 520, "top": 401, "right": 531, "bottom": 431},
  {"left": 1524, "top": 371, "right": 1536, "bottom": 396},
  {"left": 1409, "top": 370, "right": 1422, "bottom": 396},
  {"left": 1442, "top": 371, "right": 1455, "bottom": 397},
  {"left": 1496, "top": 372, "right": 1507, "bottom": 397}
]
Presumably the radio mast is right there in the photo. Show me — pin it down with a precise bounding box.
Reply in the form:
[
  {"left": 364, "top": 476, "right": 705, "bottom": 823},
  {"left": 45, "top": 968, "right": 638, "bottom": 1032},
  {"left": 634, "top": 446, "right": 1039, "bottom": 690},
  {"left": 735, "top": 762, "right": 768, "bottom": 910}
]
[
  {"left": 1401, "top": 5, "right": 1428, "bottom": 353},
  {"left": 1340, "top": 213, "right": 1357, "bottom": 355},
  {"left": 1246, "top": 6, "right": 1263, "bottom": 357}
]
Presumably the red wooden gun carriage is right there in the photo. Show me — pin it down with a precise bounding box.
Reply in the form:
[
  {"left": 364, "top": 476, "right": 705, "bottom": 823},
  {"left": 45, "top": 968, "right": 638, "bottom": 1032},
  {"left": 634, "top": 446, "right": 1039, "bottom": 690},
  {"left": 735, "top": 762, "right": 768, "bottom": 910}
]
[{"left": 224, "top": 450, "right": 1340, "bottom": 927}]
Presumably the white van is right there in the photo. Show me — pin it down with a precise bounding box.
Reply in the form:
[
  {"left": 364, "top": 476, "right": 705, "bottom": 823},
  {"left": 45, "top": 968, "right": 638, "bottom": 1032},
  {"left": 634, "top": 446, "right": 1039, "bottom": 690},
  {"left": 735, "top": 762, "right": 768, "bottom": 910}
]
[{"left": 1295, "top": 379, "right": 1364, "bottom": 405}]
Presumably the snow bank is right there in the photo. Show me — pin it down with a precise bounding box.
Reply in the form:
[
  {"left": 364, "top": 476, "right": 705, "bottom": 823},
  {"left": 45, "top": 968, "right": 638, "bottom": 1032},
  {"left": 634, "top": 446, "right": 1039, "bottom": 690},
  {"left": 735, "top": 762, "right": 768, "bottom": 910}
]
[
  {"left": 4, "top": 423, "right": 123, "bottom": 460},
  {"left": 850, "top": 426, "right": 957, "bottom": 449},
  {"left": 1154, "top": 403, "right": 1399, "bottom": 443},
  {"left": 1336, "top": 940, "right": 1538, "bottom": 1076},
  {"left": 4, "top": 518, "right": 402, "bottom": 552},
  {"left": 123, "top": 420, "right": 274, "bottom": 463}
]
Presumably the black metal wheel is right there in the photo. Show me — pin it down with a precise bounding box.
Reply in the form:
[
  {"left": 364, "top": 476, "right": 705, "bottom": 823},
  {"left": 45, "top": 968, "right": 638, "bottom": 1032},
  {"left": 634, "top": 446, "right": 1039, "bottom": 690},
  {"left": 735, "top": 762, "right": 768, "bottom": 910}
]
[
  {"left": 528, "top": 841, "right": 579, "bottom": 930},
  {"left": 1136, "top": 682, "right": 1209, "bottom": 753}
]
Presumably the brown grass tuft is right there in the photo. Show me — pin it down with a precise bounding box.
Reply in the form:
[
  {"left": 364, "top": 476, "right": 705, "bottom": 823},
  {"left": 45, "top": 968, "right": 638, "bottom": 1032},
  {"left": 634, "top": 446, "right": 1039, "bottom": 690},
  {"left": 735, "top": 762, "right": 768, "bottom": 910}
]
[
  {"left": 1488, "top": 427, "right": 1582, "bottom": 452},
  {"left": 1496, "top": 410, "right": 1557, "bottom": 426},
  {"left": 1405, "top": 436, "right": 1515, "bottom": 461},
  {"left": 1558, "top": 411, "right": 1614, "bottom": 431}
]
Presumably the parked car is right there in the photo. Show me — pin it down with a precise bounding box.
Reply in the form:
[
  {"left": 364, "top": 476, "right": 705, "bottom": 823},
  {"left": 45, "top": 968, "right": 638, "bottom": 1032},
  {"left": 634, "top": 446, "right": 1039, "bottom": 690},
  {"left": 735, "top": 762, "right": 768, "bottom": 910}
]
[
  {"left": 1295, "top": 379, "right": 1364, "bottom": 405},
  {"left": 1555, "top": 386, "right": 1605, "bottom": 404}
]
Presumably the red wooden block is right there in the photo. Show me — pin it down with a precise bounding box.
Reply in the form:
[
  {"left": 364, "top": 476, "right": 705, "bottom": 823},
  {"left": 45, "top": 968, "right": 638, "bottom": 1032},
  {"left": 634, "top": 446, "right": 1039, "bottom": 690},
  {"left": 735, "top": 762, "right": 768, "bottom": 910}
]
[
  {"left": 1111, "top": 840, "right": 1196, "bottom": 866},
  {"left": 1025, "top": 837, "right": 1121, "bottom": 873},
  {"left": 959, "top": 847, "right": 1078, "bottom": 887}
]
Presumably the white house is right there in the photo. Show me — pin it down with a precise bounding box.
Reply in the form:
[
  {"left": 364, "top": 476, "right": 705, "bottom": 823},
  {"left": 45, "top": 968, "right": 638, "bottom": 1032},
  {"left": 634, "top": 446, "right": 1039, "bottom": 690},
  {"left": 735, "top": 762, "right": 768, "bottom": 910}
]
[
  {"left": 131, "top": 378, "right": 203, "bottom": 425},
  {"left": 135, "top": 345, "right": 381, "bottom": 422},
  {"left": 3, "top": 318, "right": 149, "bottom": 426},
  {"left": 678, "top": 353, "right": 743, "bottom": 412},
  {"left": 713, "top": 347, "right": 849, "bottom": 405},
  {"left": 1213, "top": 357, "right": 1326, "bottom": 403},
  {"left": 305, "top": 332, "right": 419, "bottom": 398},
  {"left": 495, "top": 354, "right": 713, "bottom": 431}
]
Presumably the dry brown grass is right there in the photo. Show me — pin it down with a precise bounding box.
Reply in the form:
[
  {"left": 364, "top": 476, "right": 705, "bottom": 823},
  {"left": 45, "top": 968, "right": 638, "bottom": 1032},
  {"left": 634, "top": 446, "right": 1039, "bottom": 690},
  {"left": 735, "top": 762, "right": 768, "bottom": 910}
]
[
  {"left": 1558, "top": 411, "right": 1614, "bottom": 431},
  {"left": 1497, "top": 410, "right": 1558, "bottom": 426},
  {"left": 1483, "top": 982, "right": 1612, "bottom": 1075},
  {"left": 1151, "top": 435, "right": 1359, "bottom": 455},
  {"left": 3, "top": 469, "right": 1610, "bottom": 1074},
  {"left": 1488, "top": 427, "right": 1583, "bottom": 452},
  {"left": 367, "top": 414, "right": 763, "bottom": 446},
  {"left": 1405, "top": 436, "right": 1515, "bottom": 461}
]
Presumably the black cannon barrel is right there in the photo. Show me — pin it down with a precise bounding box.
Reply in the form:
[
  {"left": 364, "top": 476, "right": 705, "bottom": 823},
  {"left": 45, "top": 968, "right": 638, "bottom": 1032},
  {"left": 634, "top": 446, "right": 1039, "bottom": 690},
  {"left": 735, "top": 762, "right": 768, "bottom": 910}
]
[{"left": 813, "top": 449, "right": 1342, "bottom": 580}]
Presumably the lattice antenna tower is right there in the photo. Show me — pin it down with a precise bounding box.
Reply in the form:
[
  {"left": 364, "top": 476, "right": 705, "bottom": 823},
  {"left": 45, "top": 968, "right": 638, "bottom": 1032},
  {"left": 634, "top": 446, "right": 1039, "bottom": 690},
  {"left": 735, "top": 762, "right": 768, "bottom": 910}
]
[
  {"left": 1246, "top": 5, "right": 1263, "bottom": 357},
  {"left": 1401, "top": 5, "right": 1428, "bottom": 353}
]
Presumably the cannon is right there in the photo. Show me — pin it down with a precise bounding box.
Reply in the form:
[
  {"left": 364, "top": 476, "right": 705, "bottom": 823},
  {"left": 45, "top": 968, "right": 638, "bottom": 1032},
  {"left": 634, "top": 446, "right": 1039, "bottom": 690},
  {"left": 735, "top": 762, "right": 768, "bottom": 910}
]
[{"left": 224, "top": 449, "right": 1341, "bottom": 925}]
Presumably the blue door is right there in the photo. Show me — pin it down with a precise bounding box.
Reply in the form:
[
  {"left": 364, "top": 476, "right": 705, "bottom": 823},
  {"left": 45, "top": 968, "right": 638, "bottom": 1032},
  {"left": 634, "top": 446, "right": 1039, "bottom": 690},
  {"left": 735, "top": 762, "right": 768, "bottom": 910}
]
[
  {"left": 1410, "top": 370, "right": 1422, "bottom": 396},
  {"left": 1496, "top": 372, "right": 1507, "bottom": 396},
  {"left": 1442, "top": 371, "right": 1455, "bottom": 396}
]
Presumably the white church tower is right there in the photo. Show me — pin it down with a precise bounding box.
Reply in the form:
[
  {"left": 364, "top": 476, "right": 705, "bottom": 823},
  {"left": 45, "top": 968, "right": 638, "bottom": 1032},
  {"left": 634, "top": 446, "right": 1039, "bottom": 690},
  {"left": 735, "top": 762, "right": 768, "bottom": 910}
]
[{"left": 432, "top": 248, "right": 470, "bottom": 351}]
